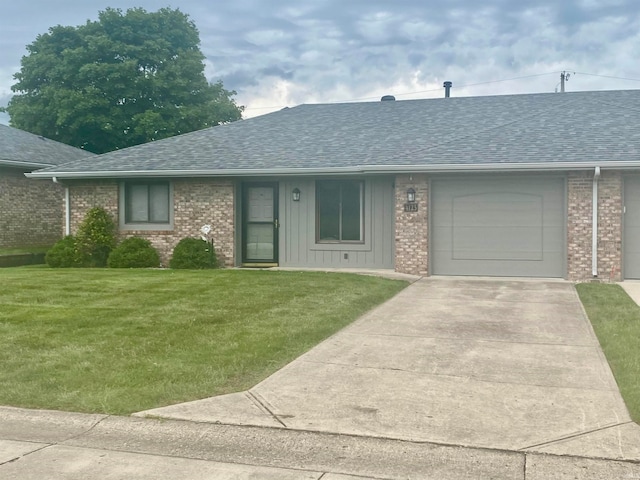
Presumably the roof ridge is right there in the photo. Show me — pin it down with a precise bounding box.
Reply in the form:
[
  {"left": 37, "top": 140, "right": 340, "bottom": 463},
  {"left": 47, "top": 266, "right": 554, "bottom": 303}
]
[{"left": 385, "top": 95, "right": 583, "bottom": 162}]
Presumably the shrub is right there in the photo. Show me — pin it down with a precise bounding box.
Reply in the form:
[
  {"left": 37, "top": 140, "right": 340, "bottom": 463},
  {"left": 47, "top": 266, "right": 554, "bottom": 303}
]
[
  {"left": 45, "top": 236, "right": 81, "bottom": 268},
  {"left": 107, "top": 237, "right": 160, "bottom": 268},
  {"left": 170, "top": 238, "right": 217, "bottom": 269},
  {"left": 76, "top": 207, "right": 116, "bottom": 267}
]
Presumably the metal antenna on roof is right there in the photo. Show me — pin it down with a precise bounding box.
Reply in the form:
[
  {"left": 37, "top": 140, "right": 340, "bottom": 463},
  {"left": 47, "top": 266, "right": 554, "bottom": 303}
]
[
  {"left": 555, "top": 71, "right": 573, "bottom": 93},
  {"left": 560, "top": 71, "right": 570, "bottom": 93}
]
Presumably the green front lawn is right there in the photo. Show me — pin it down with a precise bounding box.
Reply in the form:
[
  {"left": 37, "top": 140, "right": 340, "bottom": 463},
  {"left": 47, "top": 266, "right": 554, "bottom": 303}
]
[
  {"left": 576, "top": 283, "right": 640, "bottom": 422},
  {"left": 0, "top": 269, "right": 407, "bottom": 415},
  {"left": 0, "top": 246, "right": 51, "bottom": 255}
]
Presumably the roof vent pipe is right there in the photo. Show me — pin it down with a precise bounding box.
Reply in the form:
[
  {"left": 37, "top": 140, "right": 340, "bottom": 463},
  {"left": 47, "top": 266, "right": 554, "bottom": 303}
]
[
  {"left": 381, "top": 95, "right": 396, "bottom": 101},
  {"left": 443, "top": 81, "right": 452, "bottom": 98}
]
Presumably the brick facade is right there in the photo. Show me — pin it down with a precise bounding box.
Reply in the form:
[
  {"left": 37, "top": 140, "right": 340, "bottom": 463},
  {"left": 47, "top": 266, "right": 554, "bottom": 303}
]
[
  {"left": 65, "top": 171, "right": 626, "bottom": 280},
  {"left": 68, "top": 181, "right": 119, "bottom": 232},
  {"left": 595, "top": 171, "right": 623, "bottom": 281},
  {"left": 566, "top": 172, "right": 593, "bottom": 280},
  {"left": 567, "top": 170, "right": 623, "bottom": 282},
  {"left": 0, "top": 167, "right": 64, "bottom": 248},
  {"left": 394, "top": 174, "right": 429, "bottom": 276},
  {"left": 68, "top": 179, "right": 235, "bottom": 267}
]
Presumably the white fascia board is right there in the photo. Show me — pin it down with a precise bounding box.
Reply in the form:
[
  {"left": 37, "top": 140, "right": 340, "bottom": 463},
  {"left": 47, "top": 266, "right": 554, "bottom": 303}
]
[{"left": 25, "top": 161, "right": 640, "bottom": 179}]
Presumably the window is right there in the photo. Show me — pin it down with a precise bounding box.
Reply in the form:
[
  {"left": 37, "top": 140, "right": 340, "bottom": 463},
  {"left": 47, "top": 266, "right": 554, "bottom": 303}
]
[
  {"left": 124, "top": 182, "right": 170, "bottom": 224},
  {"left": 316, "top": 180, "right": 363, "bottom": 242}
]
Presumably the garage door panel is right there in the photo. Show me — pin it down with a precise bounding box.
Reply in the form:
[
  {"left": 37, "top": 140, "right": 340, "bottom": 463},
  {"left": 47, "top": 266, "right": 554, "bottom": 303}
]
[
  {"left": 431, "top": 177, "right": 565, "bottom": 277},
  {"left": 451, "top": 192, "right": 544, "bottom": 261},
  {"left": 453, "top": 228, "right": 543, "bottom": 261}
]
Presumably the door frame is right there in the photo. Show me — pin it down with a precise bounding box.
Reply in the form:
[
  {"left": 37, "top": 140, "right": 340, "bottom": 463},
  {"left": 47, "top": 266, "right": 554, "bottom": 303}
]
[{"left": 241, "top": 182, "right": 279, "bottom": 265}]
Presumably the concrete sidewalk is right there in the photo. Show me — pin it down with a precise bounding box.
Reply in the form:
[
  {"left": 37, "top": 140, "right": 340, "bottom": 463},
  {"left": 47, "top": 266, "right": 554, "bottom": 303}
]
[
  {"left": 620, "top": 280, "right": 640, "bottom": 306},
  {"left": 138, "top": 278, "right": 640, "bottom": 461},
  {"left": 2, "top": 406, "right": 640, "bottom": 479}
]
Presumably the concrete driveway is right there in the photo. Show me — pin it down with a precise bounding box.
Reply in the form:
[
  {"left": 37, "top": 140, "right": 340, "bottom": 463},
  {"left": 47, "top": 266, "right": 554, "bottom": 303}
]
[{"left": 137, "top": 277, "right": 640, "bottom": 460}]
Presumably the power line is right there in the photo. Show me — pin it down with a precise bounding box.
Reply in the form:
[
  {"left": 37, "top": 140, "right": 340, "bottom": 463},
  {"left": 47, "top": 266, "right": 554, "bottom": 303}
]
[
  {"left": 245, "top": 71, "right": 562, "bottom": 109},
  {"left": 572, "top": 71, "right": 640, "bottom": 83},
  {"left": 242, "top": 70, "right": 640, "bottom": 111}
]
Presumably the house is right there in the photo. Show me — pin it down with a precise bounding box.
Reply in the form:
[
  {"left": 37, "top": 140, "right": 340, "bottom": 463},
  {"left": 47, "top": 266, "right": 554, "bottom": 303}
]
[
  {"left": 27, "top": 89, "right": 640, "bottom": 281},
  {"left": 0, "top": 124, "right": 94, "bottom": 248}
]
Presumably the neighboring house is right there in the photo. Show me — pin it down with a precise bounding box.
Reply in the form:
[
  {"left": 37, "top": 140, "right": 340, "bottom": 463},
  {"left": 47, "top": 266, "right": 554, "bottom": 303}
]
[
  {"left": 0, "top": 124, "right": 94, "bottom": 248},
  {"left": 28, "top": 90, "right": 640, "bottom": 281}
]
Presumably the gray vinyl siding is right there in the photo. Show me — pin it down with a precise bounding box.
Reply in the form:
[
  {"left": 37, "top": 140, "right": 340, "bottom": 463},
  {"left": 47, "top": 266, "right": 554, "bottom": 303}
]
[
  {"left": 624, "top": 176, "right": 640, "bottom": 279},
  {"left": 431, "top": 175, "right": 565, "bottom": 277},
  {"left": 279, "top": 176, "right": 395, "bottom": 268}
]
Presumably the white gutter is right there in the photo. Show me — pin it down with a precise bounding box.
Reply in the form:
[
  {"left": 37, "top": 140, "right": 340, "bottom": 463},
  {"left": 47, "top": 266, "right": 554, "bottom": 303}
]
[
  {"left": 592, "top": 166, "right": 601, "bottom": 277},
  {"left": 4, "top": 159, "right": 56, "bottom": 169},
  {"left": 24, "top": 161, "right": 640, "bottom": 180},
  {"left": 52, "top": 177, "right": 71, "bottom": 236}
]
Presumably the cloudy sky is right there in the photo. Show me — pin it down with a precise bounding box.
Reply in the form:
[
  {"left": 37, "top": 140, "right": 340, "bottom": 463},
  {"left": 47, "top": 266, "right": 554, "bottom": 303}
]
[{"left": 1, "top": 0, "right": 640, "bottom": 125}]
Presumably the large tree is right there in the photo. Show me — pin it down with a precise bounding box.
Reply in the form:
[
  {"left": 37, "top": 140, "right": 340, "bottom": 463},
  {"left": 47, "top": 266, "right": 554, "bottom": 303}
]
[{"left": 3, "top": 7, "right": 243, "bottom": 153}]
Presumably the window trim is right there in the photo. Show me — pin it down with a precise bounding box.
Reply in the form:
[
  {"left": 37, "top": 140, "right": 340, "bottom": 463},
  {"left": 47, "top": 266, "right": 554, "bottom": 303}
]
[
  {"left": 315, "top": 179, "right": 365, "bottom": 244},
  {"left": 119, "top": 181, "right": 174, "bottom": 231}
]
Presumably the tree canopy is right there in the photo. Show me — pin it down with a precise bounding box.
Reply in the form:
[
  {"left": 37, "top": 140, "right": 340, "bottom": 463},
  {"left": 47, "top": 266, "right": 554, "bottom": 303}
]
[{"left": 3, "top": 7, "right": 243, "bottom": 153}]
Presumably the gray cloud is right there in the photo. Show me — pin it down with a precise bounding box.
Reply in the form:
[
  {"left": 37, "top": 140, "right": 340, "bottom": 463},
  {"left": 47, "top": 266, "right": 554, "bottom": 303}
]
[{"left": 1, "top": 0, "right": 639, "bottom": 123}]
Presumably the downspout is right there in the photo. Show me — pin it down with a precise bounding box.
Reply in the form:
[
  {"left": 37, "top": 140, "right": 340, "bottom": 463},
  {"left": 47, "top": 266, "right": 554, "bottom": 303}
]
[
  {"left": 52, "top": 177, "right": 71, "bottom": 236},
  {"left": 592, "top": 166, "right": 601, "bottom": 277}
]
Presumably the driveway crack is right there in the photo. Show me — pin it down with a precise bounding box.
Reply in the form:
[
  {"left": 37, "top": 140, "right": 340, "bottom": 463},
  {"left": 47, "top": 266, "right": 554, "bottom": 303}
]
[
  {"left": 519, "top": 421, "right": 635, "bottom": 451},
  {"left": 246, "top": 391, "right": 288, "bottom": 428},
  {"left": 60, "top": 415, "right": 110, "bottom": 444},
  {"left": 0, "top": 443, "right": 54, "bottom": 467}
]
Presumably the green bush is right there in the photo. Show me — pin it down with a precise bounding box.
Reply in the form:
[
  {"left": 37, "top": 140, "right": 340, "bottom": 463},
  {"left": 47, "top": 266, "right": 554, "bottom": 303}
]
[
  {"left": 170, "top": 238, "right": 217, "bottom": 269},
  {"left": 76, "top": 207, "right": 116, "bottom": 267},
  {"left": 107, "top": 237, "right": 160, "bottom": 268},
  {"left": 45, "top": 236, "right": 81, "bottom": 268}
]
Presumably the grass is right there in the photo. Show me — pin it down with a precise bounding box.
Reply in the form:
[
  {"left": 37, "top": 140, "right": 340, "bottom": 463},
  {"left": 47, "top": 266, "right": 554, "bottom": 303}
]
[
  {"left": 576, "top": 283, "right": 640, "bottom": 422},
  {"left": 0, "top": 245, "right": 51, "bottom": 255},
  {"left": 0, "top": 268, "right": 407, "bottom": 415}
]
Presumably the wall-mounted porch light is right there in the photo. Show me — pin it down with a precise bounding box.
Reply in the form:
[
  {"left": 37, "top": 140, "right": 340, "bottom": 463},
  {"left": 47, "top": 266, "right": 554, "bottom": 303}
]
[
  {"left": 292, "top": 188, "right": 301, "bottom": 202},
  {"left": 406, "top": 188, "right": 416, "bottom": 203}
]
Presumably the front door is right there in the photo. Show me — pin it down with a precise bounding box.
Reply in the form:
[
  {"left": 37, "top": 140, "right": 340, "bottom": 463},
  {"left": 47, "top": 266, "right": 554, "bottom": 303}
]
[{"left": 242, "top": 183, "right": 279, "bottom": 265}]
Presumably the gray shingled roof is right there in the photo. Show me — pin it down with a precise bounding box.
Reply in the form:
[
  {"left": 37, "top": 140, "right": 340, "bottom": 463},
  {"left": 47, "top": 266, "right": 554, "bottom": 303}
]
[
  {"left": 0, "top": 124, "right": 94, "bottom": 169},
  {"left": 29, "top": 89, "right": 640, "bottom": 178}
]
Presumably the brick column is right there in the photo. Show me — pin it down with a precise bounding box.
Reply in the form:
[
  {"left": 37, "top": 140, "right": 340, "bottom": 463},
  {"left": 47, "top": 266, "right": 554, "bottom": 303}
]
[
  {"left": 567, "top": 172, "right": 592, "bottom": 281},
  {"left": 394, "top": 174, "right": 428, "bottom": 276},
  {"left": 597, "top": 171, "right": 622, "bottom": 281},
  {"left": 567, "top": 171, "right": 623, "bottom": 282}
]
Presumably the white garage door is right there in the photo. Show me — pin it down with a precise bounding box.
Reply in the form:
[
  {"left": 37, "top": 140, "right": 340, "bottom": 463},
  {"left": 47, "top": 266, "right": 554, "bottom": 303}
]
[{"left": 431, "top": 176, "right": 565, "bottom": 277}]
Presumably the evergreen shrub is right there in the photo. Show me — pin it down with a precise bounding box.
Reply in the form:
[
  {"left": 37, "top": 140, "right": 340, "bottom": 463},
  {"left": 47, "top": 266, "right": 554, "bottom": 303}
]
[
  {"left": 107, "top": 237, "right": 160, "bottom": 268},
  {"left": 170, "top": 238, "right": 217, "bottom": 269}
]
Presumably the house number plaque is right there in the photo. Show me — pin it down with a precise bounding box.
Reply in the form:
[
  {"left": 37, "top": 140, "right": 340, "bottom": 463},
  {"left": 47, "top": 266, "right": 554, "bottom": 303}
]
[{"left": 404, "top": 203, "right": 418, "bottom": 212}]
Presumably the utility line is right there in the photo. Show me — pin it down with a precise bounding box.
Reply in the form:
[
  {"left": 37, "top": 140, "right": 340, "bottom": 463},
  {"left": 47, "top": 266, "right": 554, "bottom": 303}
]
[
  {"left": 243, "top": 70, "right": 640, "bottom": 111},
  {"left": 244, "top": 71, "right": 562, "bottom": 110},
  {"left": 572, "top": 71, "right": 640, "bottom": 83}
]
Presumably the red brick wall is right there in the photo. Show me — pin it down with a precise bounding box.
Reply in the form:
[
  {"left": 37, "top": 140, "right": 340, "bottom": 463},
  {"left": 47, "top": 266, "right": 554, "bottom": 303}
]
[
  {"left": 566, "top": 170, "right": 622, "bottom": 282},
  {"left": 0, "top": 167, "right": 64, "bottom": 248},
  {"left": 68, "top": 179, "right": 235, "bottom": 267},
  {"left": 597, "top": 171, "right": 623, "bottom": 281},
  {"left": 394, "top": 174, "right": 428, "bottom": 276},
  {"left": 567, "top": 171, "right": 592, "bottom": 280}
]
